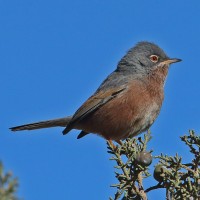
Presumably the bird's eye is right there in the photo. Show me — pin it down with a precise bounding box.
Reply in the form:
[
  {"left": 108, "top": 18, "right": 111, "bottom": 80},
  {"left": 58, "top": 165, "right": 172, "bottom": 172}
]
[{"left": 150, "top": 55, "right": 159, "bottom": 63}]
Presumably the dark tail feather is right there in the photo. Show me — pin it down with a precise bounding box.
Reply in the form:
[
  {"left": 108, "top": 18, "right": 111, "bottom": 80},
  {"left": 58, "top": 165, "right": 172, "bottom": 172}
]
[{"left": 10, "top": 116, "right": 72, "bottom": 131}]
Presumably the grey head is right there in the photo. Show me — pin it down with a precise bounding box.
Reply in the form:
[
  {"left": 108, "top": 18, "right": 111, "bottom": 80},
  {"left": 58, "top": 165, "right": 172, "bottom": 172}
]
[
  {"left": 117, "top": 41, "right": 181, "bottom": 74},
  {"left": 96, "top": 41, "right": 181, "bottom": 92}
]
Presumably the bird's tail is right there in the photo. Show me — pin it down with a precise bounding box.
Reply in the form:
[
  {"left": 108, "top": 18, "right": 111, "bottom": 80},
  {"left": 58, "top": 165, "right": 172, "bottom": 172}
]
[{"left": 10, "top": 116, "right": 72, "bottom": 131}]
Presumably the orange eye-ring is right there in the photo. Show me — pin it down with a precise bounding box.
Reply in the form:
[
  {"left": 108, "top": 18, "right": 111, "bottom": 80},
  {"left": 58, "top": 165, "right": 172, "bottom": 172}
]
[{"left": 150, "top": 55, "right": 159, "bottom": 63}]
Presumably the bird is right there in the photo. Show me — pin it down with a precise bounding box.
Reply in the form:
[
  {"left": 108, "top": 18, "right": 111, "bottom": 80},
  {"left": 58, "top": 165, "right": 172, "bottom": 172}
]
[{"left": 10, "top": 41, "right": 181, "bottom": 145}]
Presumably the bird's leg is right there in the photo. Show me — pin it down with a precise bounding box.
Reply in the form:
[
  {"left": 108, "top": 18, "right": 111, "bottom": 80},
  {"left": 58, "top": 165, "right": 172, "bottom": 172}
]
[
  {"left": 116, "top": 140, "right": 123, "bottom": 146},
  {"left": 107, "top": 140, "right": 123, "bottom": 150},
  {"left": 107, "top": 139, "right": 116, "bottom": 149}
]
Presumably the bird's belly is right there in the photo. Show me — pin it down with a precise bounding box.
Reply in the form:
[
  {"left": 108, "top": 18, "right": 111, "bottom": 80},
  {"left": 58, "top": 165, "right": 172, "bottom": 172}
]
[
  {"left": 76, "top": 88, "right": 162, "bottom": 141},
  {"left": 128, "top": 101, "right": 161, "bottom": 139}
]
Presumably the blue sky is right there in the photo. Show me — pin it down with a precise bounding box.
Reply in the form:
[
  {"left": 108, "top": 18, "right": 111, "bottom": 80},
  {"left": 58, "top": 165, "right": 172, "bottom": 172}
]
[{"left": 1, "top": 1, "right": 200, "bottom": 199}]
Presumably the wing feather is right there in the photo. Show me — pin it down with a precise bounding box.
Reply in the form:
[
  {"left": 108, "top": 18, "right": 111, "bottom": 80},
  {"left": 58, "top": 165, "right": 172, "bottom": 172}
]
[{"left": 62, "top": 86, "right": 126, "bottom": 134}]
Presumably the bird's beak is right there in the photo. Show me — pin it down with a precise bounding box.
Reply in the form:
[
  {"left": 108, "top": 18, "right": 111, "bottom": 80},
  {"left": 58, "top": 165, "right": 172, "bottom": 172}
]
[{"left": 161, "top": 58, "right": 182, "bottom": 65}]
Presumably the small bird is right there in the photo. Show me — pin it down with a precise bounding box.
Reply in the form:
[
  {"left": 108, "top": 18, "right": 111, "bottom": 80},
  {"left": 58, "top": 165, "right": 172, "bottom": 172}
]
[{"left": 10, "top": 41, "right": 181, "bottom": 144}]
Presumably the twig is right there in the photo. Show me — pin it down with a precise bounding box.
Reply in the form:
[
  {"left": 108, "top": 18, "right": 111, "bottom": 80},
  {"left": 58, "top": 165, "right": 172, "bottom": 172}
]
[{"left": 145, "top": 184, "right": 165, "bottom": 193}]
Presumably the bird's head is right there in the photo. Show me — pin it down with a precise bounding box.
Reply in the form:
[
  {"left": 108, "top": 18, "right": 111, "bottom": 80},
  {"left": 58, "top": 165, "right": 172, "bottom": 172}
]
[{"left": 118, "top": 41, "right": 181, "bottom": 75}]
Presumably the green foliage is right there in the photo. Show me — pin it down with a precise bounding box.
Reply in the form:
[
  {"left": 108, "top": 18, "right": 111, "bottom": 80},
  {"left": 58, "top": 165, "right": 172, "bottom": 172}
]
[
  {"left": 108, "top": 130, "right": 200, "bottom": 200},
  {"left": 155, "top": 130, "right": 200, "bottom": 199},
  {"left": 0, "top": 162, "right": 19, "bottom": 200},
  {"left": 108, "top": 131, "right": 152, "bottom": 200}
]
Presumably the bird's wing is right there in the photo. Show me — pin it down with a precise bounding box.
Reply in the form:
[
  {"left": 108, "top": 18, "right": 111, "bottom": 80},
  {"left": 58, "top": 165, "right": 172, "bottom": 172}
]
[{"left": 62, "top": 86, "right": 126, "bottom": 134}]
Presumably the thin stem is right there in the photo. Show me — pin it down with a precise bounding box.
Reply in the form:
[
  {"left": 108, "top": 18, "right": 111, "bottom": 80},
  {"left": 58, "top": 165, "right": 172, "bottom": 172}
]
[
  {"left": 180, "top": 164, "right": 195, "bottom": 174},
  {"left": 145, "top": 184, "right": 165, "bottom": 193}
]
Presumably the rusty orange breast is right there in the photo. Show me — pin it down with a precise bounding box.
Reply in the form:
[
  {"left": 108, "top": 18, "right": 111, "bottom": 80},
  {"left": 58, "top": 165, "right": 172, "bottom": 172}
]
[{"left": 76, "top": 75, "right": 165, "bottom": 141}]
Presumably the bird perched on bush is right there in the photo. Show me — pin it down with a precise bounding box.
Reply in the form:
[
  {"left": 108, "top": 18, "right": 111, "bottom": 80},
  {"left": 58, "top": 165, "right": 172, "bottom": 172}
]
[{"left": 10, "top": 41, "right": 181, "bottom": 144}]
